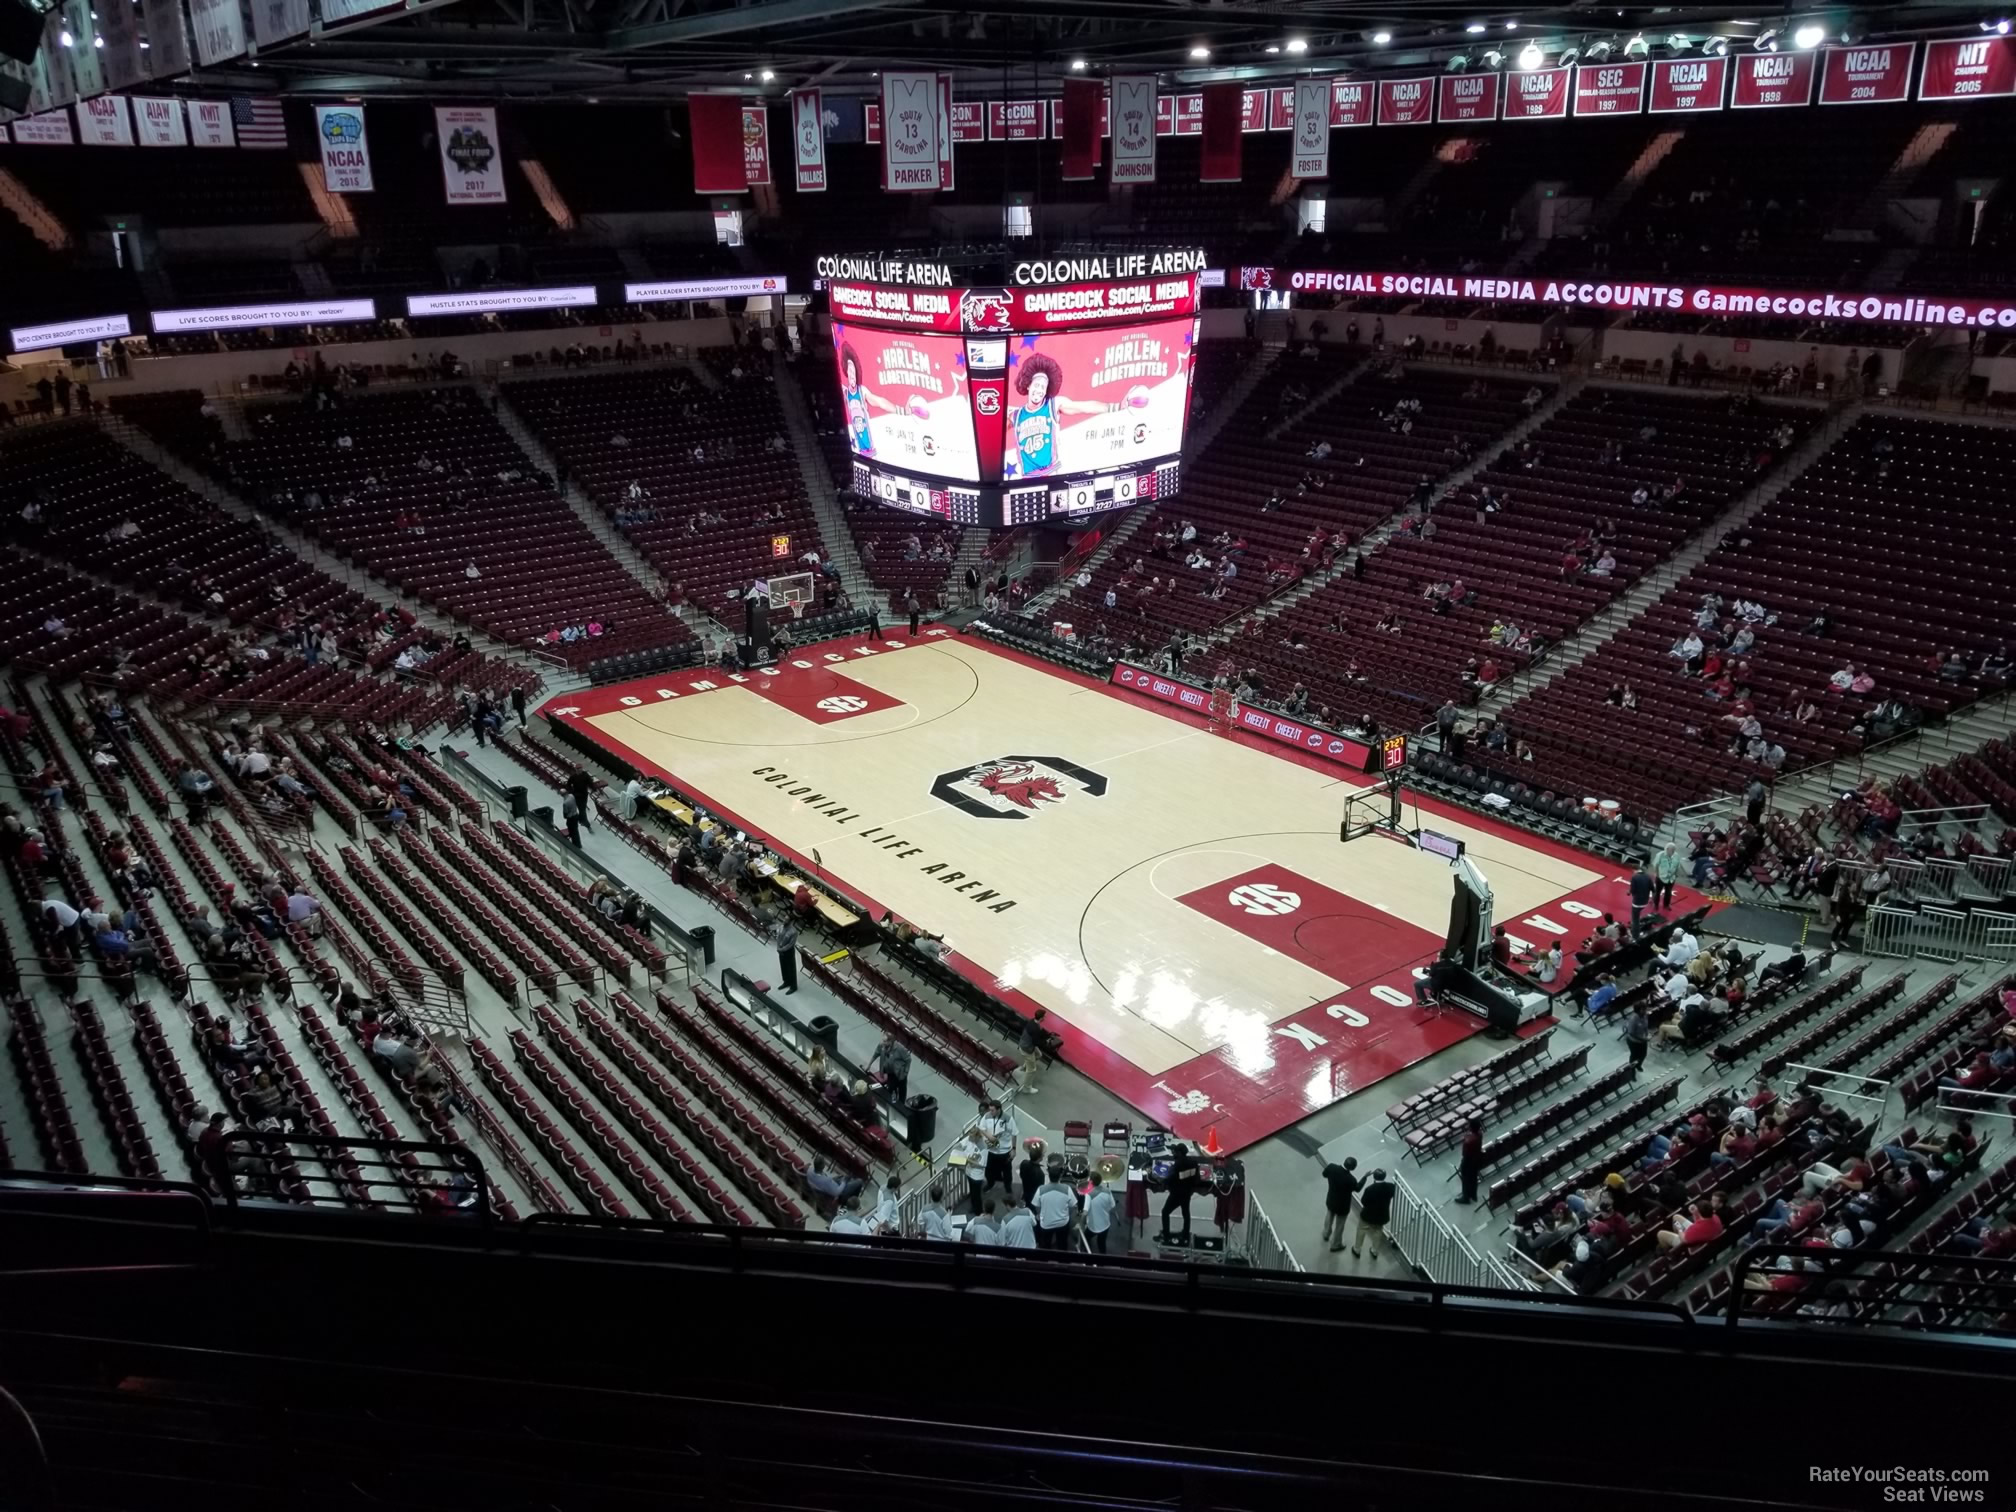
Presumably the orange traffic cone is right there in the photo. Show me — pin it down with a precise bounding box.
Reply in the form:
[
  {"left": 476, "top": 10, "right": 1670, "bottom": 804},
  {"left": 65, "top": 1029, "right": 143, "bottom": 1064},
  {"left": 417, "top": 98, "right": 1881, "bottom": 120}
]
[{"left": 1203, "top": 1124, "right": 1225, "bottom": 1158}]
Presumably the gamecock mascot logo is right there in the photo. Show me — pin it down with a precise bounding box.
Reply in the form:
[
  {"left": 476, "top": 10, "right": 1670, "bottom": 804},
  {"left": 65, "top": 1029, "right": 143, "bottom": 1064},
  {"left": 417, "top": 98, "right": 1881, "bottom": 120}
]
[
  {"left": 930, "top": 754, "right": 1108, "bottom": 821},
  {"left": 960, "top": 287, "right": 1014, "bottom": 333}
]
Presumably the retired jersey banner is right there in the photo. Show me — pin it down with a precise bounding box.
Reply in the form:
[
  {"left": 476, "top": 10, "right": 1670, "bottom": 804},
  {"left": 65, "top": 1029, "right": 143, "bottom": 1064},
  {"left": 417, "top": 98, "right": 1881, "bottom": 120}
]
[
  {"left": 1920, "top": 35, "right": 2016, "bottom": 99},
  {"left": 937, "top": 74, "right": 954, "bottom": 190},
  {"left": 36, "top": 10, "right": 72, "bottom": 109},
  {"left": 790, "top": 88, "right": 826, "bottom": 191},
  {"left": 249, "top": 0, "right": 311, "bottom": 49},
  {"left": 1819, "top": 42, "right": 1915, "bottom": 104},
  {"left": 1198, "top": 82, "right": 1242, "bottom": 181},
  {"left": 1110, "top": 76, "right": 1156, "bottom": 182},
  {"left": 97, "top": 0, "right": 146, "bottom": 92},
  {"left": 188, "top": 98, "right": 235, "bottom": 147},
  {"left": 1377, "top": 77, "right": 1434, "bottom": 126},
  {"left": 1291, "top": 78, "right": 1331, "bottom": 177},
  {"left": 75, "top": 95, "right": 133, "bottom": 145},
  {"left": 187, "top": 0, "right": 248, "bottom": 67},
  {"left": 142, "top": 0, "right": 193, "bottom": 79},
  {"left": 1437, "top": 72, "right": 1500, "bottom": 122},
  {"left": 987, "top": 99, "right": 1046, "bottom": 141},
  {"left": 63, "top": 0, "right": 103, "bottom": 100},
  {"left": 438, "top": 105, "right": 507, "bottom": 203},
  {"left": 1331, "top": 78, "right": 1375, "bottom": 126},
  {"left": 1574, "top": 60, "right": 1646, "bottom": 115},
  {"left": 743, "top": 102, "right": 772, "bottom": 185},
  {"left": 1649, "top": 55, "right": 1726, "bottom": 112},
  {"left": 1503, "top": 65, "right": 1572, "bottom": 119},
  {"left": 1731, "top": 51, "right": 1815, "bottom": 108},
  {"left": 314, "top": 103, "right": 372, "bottom": 192},
  {"left": 133, "top": 96, "right": 188, "bottom": 146},
  {"left": 881, "top": 70, "right": 945, "bottom": 190},
  {"left": 1059, "top": 77, "right": 1101, "bottom": 181}
]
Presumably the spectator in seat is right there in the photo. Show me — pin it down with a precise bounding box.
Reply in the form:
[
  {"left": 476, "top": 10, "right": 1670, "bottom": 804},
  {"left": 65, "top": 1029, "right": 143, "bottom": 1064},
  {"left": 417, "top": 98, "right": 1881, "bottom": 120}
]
[
  {"left": 1657, "top": 1196, "right": 1726, "bottom": 1251},
  {"left": 375, "top": 1029, "right": 422, "bottom": 1077},
  {"left": 243, "top": 1069, "right": 302, "bottom": 1128}
]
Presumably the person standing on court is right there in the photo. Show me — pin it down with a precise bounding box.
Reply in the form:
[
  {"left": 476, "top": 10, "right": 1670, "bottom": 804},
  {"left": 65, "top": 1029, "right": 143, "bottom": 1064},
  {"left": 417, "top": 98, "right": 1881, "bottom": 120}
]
[
  {"left": 770, "top": 913, "right": 800, "bottom": 995},
  {"left": 1319, "top": 1154, "right": 1360, "bottom": 1251},
  {"left": 1019, "top": 1139, "right": 1047, "bottom": 1209},
  {"left": 1456, "top": 1119, "right": 1483, "bottom": 1205},
  {"left": 964, "top": 564, "right": 980, "bottom": 606},
  {"left": 1157, "top": 1141, "right": 1200, "bottom": 1244},
  {"left": 510, "top": 686, "right": 527, "bottom": 729},
  {"left": 1624, "top": 1003, "right": 1651, "bottom": 1075},
  {"left": 866, "top": 602, "right": 882, "bottom": 641},
  {"left": 1352, "top": 1168, "right": 1396, "bottom": 1260},
  {"left": 1652, "top": 842, "right": 1681, "bottom": 911},
  {"left": 1628, "top": 863, "right": 1655, "bottom": 935},
  {"left": 905, "top": 590, "right": 921, "bottom": 637}
]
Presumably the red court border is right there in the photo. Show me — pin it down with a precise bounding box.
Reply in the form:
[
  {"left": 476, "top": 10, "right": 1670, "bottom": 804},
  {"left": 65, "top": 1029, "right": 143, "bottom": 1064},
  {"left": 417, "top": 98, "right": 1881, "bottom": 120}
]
[{"left": 542, "top": 630, "right": 1706, "bottom": 1150}]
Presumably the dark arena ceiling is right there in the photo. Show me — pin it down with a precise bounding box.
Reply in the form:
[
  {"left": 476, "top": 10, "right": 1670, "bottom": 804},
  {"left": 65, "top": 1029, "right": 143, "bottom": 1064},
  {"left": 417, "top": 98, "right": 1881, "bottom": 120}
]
[{"left": 130, "top": 0, "right": 2014, "bottom": 104}]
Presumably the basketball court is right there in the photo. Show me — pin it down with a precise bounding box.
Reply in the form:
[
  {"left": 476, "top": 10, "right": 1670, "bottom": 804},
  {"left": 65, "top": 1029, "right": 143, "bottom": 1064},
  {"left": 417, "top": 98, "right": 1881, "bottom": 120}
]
[{"left": 544, "top": 628, "right": 1700, "bottom": 1150}]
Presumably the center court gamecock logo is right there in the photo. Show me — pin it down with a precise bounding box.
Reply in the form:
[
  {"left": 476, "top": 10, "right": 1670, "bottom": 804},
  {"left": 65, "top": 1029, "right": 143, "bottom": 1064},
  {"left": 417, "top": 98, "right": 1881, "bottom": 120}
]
[
  {"left": 960, "top": 288, "right": 1013, "bottom": 333},
  {"left": 930, "top": 754, "right": 1107, "bottom": 821},
  {"left": 1228, "top": 881, "right": 1301, "bottom": 916}
]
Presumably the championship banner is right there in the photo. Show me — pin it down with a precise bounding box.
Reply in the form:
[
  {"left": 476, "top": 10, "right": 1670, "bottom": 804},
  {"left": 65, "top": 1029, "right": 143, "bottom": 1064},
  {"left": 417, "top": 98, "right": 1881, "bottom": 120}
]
[
  {"left": 1437, "top": 72, "right": 1500, "bottom": 122},
  {"left": 76, "top": 95, "right": 133, "bottom": 145},
  {"left": 1169, "top": 92, "right": 1203, "bottom": 134},
  {"left": 937, "top": 73, "right": 954, "bottom": 191},
  {"left": 1198, "top": 82, "right": 1242, "bottom": 182},
  {"left": 1920, "top": 35, "right": 2016, "bottom": 99},
  {"left": 1049, "top": 93, "right": 1108, "bottom": 139},
  {"left": 1649, "top": 55, "right": 1727, "bottom": 112},
  {"left": 314, "top": 103, "right": 372, "bottom": 192},
  {"left": 1376, "top": 77, "right": 1434, "bottom": 126},
  {"left": 1291, "top": 78, "right": 1330, "bottom": 178},
  {"left": 1110, "top": 75, "right": 1156, "bottom": 183},
  {"left": 950, "top": 100, "right": 986, "bottom": 142},
  {"left": 188, "top": 99, "right": 235, "bottom": 147},
  {"left": 142, "top": 0, "right": 193, "bottom": 79},
  {"left": 249, "top": 0, "right": 311, "bottom": 49},
  {"left": 437, "top": 105, "right": 507, "bottom": 203},
  {"left": 863, "top": 102, "right": 880, "bottom": 143},
  {"left": 1574, "top": 60, "right": 1646, "bottom": 115},
  {"left": 63, "top": 0, "right": 103, "bottom": 100},
  {"left": 688, "top": 93, "right": 745, "bottom": 193},
  {"left": 881, "top": 70, "right": 945, "bottom": 190},
  {"left": 1331, "top": 78, "right": 1375, "bottom": 126},
  {"left": 1818, "top": 42, "right": 1915, "bottom": 104},
  {"left": 1503, "top": 65, "right": 1572, "bottom": 119},
  {"left": 11, "top": 111, "right": 75, "bottom": 144},
  {"left": 97, "top": 0, "right": 146, "bottom": 92},
  {"left": 987, "top": 99, "right": 1046, "bottom": 141},
  {"left": 187, "top": 0, "right": 248, "bottom": 67},
  {"left": 1731, "top": 51, "right": 1815, "bottom": 108},
  {"left": 133, "top": 96, "right": 188, "bottom": 146},
  {"left": 1269, "top": 87, "right": 1295, "bottom": 129},
  {"left": 743, "top": 102, "right": 771, "bottom": 186},
  {"left": 1059, "top": 77, "right": 1101, "bottom": 181},
  {"left": 790, "top": 88, "right": 826, "bottom": 192},
  {"left": 1239, "top": 88, "right": 1268, "bottom": 132}
]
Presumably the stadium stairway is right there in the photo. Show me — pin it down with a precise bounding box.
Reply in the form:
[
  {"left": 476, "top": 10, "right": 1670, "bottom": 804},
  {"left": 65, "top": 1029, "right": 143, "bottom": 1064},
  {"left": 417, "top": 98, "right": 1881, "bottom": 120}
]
[
  {"left": 489, "top": 387, "right": 725, "bottom": 644},
  {"left": 1481, "top": 392, "right": 1853, "bottom": 720},
  {"left": 772, "top": 353, "right": 875, "bottom": 608},
  {"left": 95, "top": 409, "right": 584, "bottom": 692}
]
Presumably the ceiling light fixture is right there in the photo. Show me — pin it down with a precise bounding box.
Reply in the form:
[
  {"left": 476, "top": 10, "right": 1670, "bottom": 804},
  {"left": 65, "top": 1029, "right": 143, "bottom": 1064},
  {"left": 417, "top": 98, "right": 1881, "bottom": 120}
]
[
  {"left": 1504, "top": 19, "right": 1519, "bottom": 29},
  {"left": 1622, "top": 32, "right": 1648, "bottom": 55},
  {"left": 760, "top": 69, "right": 774, "bottom": 81},
  {"left": 58, "top": 27, "right": 71, "bottom": 44},
  {"left": 1189, "top": 43, "right": 1210, "bottom": 58},
  {"left": 1265, "top": 44, "right": 1280, "bottom": 53},
  {"left": 1705, "top": 35, "right": 1729, "bottom": 55},
  {"left": 1446, "top": 52, "right": 1471, "bottom": 70},
  {"left": 1373, "top": 29, "right": 1392, "bottom": 44},
  {"left": 1517, "top": 40, "right": 1542, "bottom": 67},
  {"left": 1286, "top": 37, "right": 1308, "bottom": 53},
  {"left": 1755, "top": 28, "right": 1780, "bottom": 49},
  {"left": 1070, "top": 57, "right": 1086, "bottom": 69},
  {"left": 1793, "top": 22, "right": 1826, "bottom": 47},
  {"left": 1465, "top": 22, "right": 1487, "bottom": 33},
  {"left": 1585, "top": 38, "right": 1613, "bottom": 59}
]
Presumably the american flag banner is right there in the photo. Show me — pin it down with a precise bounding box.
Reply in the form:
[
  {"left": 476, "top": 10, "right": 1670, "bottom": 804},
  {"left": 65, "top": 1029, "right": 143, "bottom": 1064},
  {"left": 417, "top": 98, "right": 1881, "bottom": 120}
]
[{"left": 231, "top": 96, "right": 288, "bottom": 148}]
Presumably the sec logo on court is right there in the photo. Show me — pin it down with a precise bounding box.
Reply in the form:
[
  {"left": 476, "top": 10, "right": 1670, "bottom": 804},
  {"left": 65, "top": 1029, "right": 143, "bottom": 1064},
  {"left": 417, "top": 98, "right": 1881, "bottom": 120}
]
[
  {"left": 817, "top": 695, "right": 870, "bottom": 713},
  {"left": 1228, "top": 882, "right": 1301, "bottom": 916}
]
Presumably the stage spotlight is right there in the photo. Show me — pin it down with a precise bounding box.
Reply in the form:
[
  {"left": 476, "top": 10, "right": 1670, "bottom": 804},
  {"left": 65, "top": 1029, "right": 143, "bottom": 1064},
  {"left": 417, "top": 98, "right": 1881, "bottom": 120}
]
[
  {"left": 1665, "top": 33, "right": 1693, "bottom": 50},
  {"left": 1482, "top": 48, "right": 1507, "bottom": 67},
  {"left": 1704, "top": 35, "right": 1729, "bottom": 55},
  {"left": 1069, "top": 57, "right": 1086, "bottom": 69},
  {"left": 1982, "top": 18, "right": 2013, "bottom": 33},
  {"left": 1286, "top": 37, "right": 1308, "bottom": 53},
  {"left": 1755, "top": 28, "right": 1780, "bottom": 49},
  {"left": 1189, "top": 43, "right": 1210, "bottom": 59},
  {"left": 1793, "top": 22, "right": 1826, "bottom": 47},
  {"left": 1465, "top": 22, "right": 1487, "bottom": 34},
  {"left": 1622, "top": 32, "right": 1648, "bottom": 56},
  {"left": 1585, "top": 38, "right": 1613, "bottom": 59},
  {"left": 1372, "top": 30, "right": 1392, "bottom": 43},
  {"left": 760, "top": 68, "right": 774, "bottom": 81},
  {"left": 1517, "top": 41, "right": 1542, "bottom": 67},
  {"left": 1556, "top": 44, "right": 1580, "bottom": 66},
  {"left": 1445, "top": 52, "right": 1471, "bottom": 70}
]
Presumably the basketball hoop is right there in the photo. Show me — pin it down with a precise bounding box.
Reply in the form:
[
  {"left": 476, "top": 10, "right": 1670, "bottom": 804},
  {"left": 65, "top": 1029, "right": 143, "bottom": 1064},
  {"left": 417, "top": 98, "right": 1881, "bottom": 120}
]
[{"left": 767, "top": 570, "right": 816, "bottom": 621}]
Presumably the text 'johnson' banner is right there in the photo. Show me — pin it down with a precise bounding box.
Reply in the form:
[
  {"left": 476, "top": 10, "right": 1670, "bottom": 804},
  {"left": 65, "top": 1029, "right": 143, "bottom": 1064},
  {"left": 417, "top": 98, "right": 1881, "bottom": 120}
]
[
  {"left": 1109, "top": 665, "right": 1376, "bottom": 772},
  {"left": 1260, "top": 266, "right": 2016, "bottom": 332},
  {"left": 1109, "top": 76, "right": 1156, "bottom": 183}
]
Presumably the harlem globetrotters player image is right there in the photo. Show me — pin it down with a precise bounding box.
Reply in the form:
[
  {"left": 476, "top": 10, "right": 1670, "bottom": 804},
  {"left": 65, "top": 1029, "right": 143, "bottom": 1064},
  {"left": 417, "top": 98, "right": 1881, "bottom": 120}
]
[
  {"left": 838, "top": 341, "right": 902, "bottom": 456},
  {"left": 1005, "top": 354, "right": 1134, "bottom": 479}
]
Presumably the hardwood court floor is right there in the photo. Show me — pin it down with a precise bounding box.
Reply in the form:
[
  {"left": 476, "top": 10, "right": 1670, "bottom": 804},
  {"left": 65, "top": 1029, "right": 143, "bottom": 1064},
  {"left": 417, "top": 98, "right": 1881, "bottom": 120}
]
[{"left": 552, "top": 631, "right": 1654, "bottom": 1149}]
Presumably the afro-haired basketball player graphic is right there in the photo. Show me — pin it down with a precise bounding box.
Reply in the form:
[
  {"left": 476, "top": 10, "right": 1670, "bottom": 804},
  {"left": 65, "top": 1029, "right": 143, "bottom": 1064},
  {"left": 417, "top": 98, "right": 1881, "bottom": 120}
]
[{"left": 1005, "top": 354, "right": 1110, "bottom": 479}]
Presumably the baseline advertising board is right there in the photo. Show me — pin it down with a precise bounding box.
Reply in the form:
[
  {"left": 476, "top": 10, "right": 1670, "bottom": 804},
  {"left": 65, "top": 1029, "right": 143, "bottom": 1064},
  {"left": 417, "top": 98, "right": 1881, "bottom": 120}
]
[
  {"left": 833, "top": 324, "right": 980, "bottom": 483},
  {"left": 1110, "top": 664, "right": 1376, "bottom": 772},
  {"left": 1002, "top": 317, "right": 1194, "bottom": 482}
]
